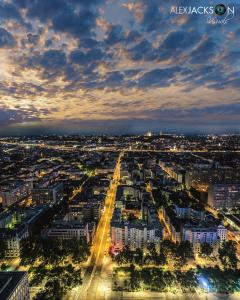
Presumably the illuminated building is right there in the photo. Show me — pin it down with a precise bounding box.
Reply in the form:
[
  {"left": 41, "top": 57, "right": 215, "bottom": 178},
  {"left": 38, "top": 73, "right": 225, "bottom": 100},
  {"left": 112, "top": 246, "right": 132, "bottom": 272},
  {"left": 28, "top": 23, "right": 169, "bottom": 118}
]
[
  {"left": 32, "top": 182, "right": 64, "bottom": 206},
  {"left": 0, "top": 180, "right": 32, "bottom": 207},
  {"left": 0, "top": 208, "right": 45, "bottom": 257},
  {"left": 208, "top": 183, "right": 240, "bottom": 209}
]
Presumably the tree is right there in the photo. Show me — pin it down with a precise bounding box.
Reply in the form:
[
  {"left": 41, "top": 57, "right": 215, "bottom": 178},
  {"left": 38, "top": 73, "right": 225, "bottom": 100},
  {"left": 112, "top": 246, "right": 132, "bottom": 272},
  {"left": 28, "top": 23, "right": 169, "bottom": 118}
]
[
  {"left": 123, "top": 279, "right": 128, "bottom": 290},
  {"left": 158, "top": 250, "right": 167, "bottom": 265},
  {"left": 147, "top": 243, "right": 158, "bottom": 264},
  {"left": 0, "top": 263, "right": 10, "bottom": 271},
  {"left": 20, "top": 237, "right": 42, "bottom": 266},
  {"left": 45, "top": 278, "right": 64, "bottom": 298},
  {"left": 141, "top": 268, "right": 152, "bottom": 286},
  {"left": 219, "top": 241, "right": 238, "bottom": 269},
  {"left": 174, "top": 241, "right": 193, "bottom": 268},
  {"left": 200, "top": 243, "right": 213, "bottom": 257},
  {"left": 160, "top": 239, "right": 177, "bottom": 264},
  {"left": 115, "top": 253, "right": 123, "bottom": 265},
  {"left": 122, "top": 246, "right": 133, "bottom": 263},
  {"left": 129, "top": 264, "right": 141, "bottom": 291},
  {"left": 33, "top": 264, "right": 82, "bottom": 299},
  {"left": 71, "top": 238, "right": 90, "bottom": 263},
  {"left": 34, "top": 278, "right": 64, "bottom": 300},
  {"left": 152, "top": 189, "right": 169, "bottom": 208},
  {"left": 134, "top": 248, "right": 143, "bottom": 265},
  {"left": 41, "top": 238, "right": 64, "bottom": 264},
  {"left": 147, "top": 243, "right": 156, "bottom": 256},
  {"left": 178, "top": 241, "right": 193, "bottom": 257},
  {"left": 176, "top": 270, "right": 198, "bottom": 292}
]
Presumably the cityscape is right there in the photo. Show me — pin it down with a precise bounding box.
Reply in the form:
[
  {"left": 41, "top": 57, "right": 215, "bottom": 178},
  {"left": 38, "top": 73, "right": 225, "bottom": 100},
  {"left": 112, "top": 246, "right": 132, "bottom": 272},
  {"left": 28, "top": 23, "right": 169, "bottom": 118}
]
[
  {"left": 0, "top": 0, "right": 240, "bottom": 299},
  {"left": 0, "top": 134, "right": 240, "bottom": 299}
]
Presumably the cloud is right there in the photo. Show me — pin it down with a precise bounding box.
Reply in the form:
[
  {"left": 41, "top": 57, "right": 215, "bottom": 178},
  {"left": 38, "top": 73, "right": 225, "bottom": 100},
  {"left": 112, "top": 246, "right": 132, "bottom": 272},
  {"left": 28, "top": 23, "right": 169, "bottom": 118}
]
[
  {"left": 0, "top": 28, "right": 16, "bottom": 48},
  {"left": 52, "top": 9, "right": 97, "bottom": 38},
  {"left": 181, "top": 64, "right": 228, "bottom": 90},
  {"left": 0, "top": 0, "right": 239, "bottom": 133},
  {"left": 138, "top": 0, "right": 164, "bottom": 32},
  {"left": 0, "top": 107, "right": 40, "bottom": 125},
  {"left": 128, "top": 39, "right": 157, "bottom": 61},
  {"left": 13, "top": 0, "right": 103, "bottom": 39},
  {"left": 161, "top": 30, "right": 197, "bottom": 49},
  {"left": 45, "top": 40, "right": 53, "bottom": 48},
  {"left": 25, "top": 0, "right": 70, "bottom": 22},
  {"left": 2, "top": 101, "right": 240, "bottom": 135},
  {"left": 70, "top": 48, "right": 105, "bottom": 65},
  {"left": 190, "top": 37, "right": 216, "bottom": 64},
  {"left": 26, "top": 33, "right": 39, "bottom": 44},
  {"left": 79, "top": 38, "right": 99, "bottom": 49},
  {"left": 0, "top": 2, "right": 23, "bottom": 22},
  {"left": 105, "top": 25, "right": 125, "bottom": 45},
  {"left": 41, "top": 50, "right": 67, "bottom": 69},
  {"left": 158, "top": 30, "right": 200, "bottom": 60},
  {"left": 147, "top": 102, "right": 240, "bottom": 120},
  {"left": 138, "top": 67, "right": 182, "bottom": 88},
  {"left": 222, "top": 51, "right": 240, "bottom": 64},
  {"left": 26, "top": 50, "right": 67, "bottom": 79},
  {"left": 0, "top": 81, "right": 45, "bottom": 98},
  {"left": 101, "top": 71, "right": 125, "bottom": 88}
]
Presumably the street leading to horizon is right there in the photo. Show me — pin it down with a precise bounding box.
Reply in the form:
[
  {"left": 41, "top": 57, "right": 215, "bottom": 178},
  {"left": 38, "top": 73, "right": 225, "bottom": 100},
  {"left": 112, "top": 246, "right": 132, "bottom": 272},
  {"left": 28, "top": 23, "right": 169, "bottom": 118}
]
[{"left": 69, "top": 153, "right": 122, "bottom": 300}]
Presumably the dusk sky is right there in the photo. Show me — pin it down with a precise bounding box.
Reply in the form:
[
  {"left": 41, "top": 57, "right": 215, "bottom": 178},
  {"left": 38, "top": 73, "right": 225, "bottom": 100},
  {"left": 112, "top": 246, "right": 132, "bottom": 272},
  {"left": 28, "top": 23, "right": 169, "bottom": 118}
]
[{"left": 0, "top": 0, "right": 240, "bottom": 135}]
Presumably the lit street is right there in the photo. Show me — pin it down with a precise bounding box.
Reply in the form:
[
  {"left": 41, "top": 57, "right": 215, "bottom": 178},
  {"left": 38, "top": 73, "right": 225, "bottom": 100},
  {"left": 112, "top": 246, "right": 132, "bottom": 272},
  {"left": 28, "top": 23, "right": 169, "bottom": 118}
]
[{"left": 68, "top": 153, "right": 122, "bottom": 300}]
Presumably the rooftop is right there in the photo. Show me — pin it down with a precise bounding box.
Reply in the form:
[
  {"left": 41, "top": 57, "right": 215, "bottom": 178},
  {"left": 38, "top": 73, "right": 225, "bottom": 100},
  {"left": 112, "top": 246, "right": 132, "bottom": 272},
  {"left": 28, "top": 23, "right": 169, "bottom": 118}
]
[{"left": 0, "top": 272, "right": 28, "bottom": 300}]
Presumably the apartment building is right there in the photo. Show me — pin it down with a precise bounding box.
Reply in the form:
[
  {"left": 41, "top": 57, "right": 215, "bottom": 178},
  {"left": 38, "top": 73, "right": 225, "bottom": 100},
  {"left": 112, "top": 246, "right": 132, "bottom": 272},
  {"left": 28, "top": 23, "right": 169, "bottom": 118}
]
[
  {"left": 32, "top": 182, "right": 64, "bottom": 206},
  {"left": 208, "top": 183, "right": 240, "bottom": 209},
  {"left": 0, "top": 272, "right": 30, "bottom": 300}
]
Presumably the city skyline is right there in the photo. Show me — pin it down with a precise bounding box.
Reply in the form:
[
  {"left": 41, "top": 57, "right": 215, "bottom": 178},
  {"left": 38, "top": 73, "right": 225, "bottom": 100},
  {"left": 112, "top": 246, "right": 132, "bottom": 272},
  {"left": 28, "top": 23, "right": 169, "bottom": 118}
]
[
  {"left": 0, "top": 135, "right": 240, "bottom": 300},
  {"left": 0, "top": 0, "right": 240, "bottom": 135}
]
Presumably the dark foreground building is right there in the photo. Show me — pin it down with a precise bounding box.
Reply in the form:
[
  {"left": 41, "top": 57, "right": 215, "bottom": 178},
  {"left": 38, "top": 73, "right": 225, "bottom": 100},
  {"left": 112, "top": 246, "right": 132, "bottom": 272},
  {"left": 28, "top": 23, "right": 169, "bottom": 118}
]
[{"left": 0, "top": 272, "right": 30, "bottom": 300}]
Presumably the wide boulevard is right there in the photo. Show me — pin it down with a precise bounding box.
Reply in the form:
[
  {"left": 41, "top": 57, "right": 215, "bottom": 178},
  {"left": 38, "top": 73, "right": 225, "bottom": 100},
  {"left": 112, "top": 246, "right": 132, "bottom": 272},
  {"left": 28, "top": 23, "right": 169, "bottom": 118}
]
[{"left": 69, "top": 153, "right": 122, "bottom": 300}]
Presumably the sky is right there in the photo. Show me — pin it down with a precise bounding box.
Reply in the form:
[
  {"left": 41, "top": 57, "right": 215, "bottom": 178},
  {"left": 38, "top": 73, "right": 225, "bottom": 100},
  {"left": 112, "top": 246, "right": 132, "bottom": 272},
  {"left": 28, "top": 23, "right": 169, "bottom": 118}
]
[{"left": 0, "top": 0, "right": 240, "bottom": 135}]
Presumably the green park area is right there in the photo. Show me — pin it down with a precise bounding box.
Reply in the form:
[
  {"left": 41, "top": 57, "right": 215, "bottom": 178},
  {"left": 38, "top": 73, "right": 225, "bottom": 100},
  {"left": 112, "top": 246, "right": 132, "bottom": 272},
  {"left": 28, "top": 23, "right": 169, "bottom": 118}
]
[{"left": 112, "top": 240, "right": 240, "bottom": 294}]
